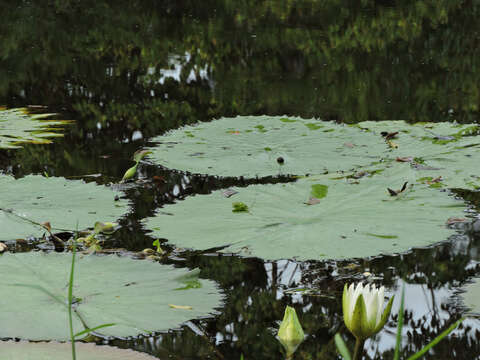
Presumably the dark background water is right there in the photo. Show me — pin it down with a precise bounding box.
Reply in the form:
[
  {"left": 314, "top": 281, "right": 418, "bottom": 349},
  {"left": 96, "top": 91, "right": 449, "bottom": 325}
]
[{"left": 1, "top": 1, "right": 480, "bottom": 358}]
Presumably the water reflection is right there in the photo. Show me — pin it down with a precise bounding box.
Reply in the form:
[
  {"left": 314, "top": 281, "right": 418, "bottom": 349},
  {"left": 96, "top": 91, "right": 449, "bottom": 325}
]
[{"left": 2, "top": 0, "right": 480, "bottom": 358}]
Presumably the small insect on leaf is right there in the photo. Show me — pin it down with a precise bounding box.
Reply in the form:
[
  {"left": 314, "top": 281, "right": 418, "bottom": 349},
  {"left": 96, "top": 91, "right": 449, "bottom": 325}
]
[
  {"left": 232, "top": 202, "right": 249, "bottom": 212},
  {"left": 121, "top": 163, "right": 138, "bottom": 182},
  {"left": 381, "top": 131, "right": 399, "bottom": 140},
  {"left": 168, "top": 304, "right": 193, "bottom": 310},
  {"left": 133, "top": 149, "right": 152, "bottom": 163},
  {"left": 387, "top": 181, "right": 408, "bottom": 196}
]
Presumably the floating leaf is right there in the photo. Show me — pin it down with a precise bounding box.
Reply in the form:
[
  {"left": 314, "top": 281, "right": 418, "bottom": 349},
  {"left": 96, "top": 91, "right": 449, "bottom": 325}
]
[
  {"left": 143, "top": 165, "right": 465, "bottom": 261},
  {"left": 461, "top": 277, "right": 480, "bottom": 315},
  {"left": 0, "top": 108, "right": 73, "bottom": 149},
  {"left": 0, "top": 252, "right": 222, "bottom": 340},
  {"left": 0, "top": 175, "right": 127, "bottom": 242},
  {"left": 0, "top": 341, "right": 158, "bottom": 359},
  {"left": 147, "top": 116, "right": 390, "bottom": 177},
  {"left": 149, "top": 117, "right": 480, "bottom": 188}
]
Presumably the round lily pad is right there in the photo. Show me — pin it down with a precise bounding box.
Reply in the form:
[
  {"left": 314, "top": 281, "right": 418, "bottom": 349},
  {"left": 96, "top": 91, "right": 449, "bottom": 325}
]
[
  {"left": 0, "top": 341, "right": 157, "bottom": 360},
  {"left": 143, "top": 165, "right": 465, "bottom": 261},
  {"left": 147, "top": 115, "right": 387, "bottom": 177},
  {"left": 148, "top": 116, "right": 480, "bottom": 189},
  {"left": 0, "top": 108, "right": 73, "bottom": 149},
  {"left": 0, "top": 175, "right": 128, "bottom": 241},
  {"left": 0, "top": 252, "right": 222, "bottom": 340}
]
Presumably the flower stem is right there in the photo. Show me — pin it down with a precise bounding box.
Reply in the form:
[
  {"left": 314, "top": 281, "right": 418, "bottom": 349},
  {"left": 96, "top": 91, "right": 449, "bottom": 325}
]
[{"left": 353, "top": 337, "right": 365, "bottom": 360}]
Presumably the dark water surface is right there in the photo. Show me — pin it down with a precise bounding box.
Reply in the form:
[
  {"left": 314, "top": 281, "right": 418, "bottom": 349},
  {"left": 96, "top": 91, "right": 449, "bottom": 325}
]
[{"left": 2, "top": 1, "right": 480, "bottom": 358}]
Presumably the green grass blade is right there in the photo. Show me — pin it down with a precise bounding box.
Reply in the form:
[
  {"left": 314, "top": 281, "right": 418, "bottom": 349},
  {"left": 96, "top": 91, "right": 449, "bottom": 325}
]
[
  {"left": 406, "top": 318, "right": 464, "bottom": 360},
  {"left": 393, "top": 285, "right": 405, "bottom": 360},
  {"left": 334, "top": 333, "right": 353, "bottom": 360},
  {"left": 74, "top": 323, "right": 116, "bottom": 338},
  {"left": 68, "top": 239, "right": 77, "bottom": 360}
]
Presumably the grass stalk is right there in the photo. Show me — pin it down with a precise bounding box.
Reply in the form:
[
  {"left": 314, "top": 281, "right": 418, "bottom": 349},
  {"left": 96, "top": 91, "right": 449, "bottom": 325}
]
[{"left": 68, "top": 238, "right": 77, "bottom": 360}]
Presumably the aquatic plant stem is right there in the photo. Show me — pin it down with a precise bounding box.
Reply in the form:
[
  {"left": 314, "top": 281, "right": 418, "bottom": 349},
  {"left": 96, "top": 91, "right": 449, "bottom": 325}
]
[
  {"left": 68, "top": 239, "right": 77, "bottom": 360},
  {"left": 353, "top": 337, "right": 365, "bottom": 360}
]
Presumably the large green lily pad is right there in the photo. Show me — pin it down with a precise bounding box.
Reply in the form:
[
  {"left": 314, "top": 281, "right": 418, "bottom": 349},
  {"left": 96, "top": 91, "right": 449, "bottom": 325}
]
[
  {"left": 0, "top": 252, "right": 222, "bottom": 340},
  {"left": 460, "top": 277, "right": 480, "bottom": 315},
  {"left": 0, "top": 341, "right": 157, "bottom": 360},
  {"left": 143, "top": 165, "right": 465, "bottom": 261},
  {"left": 0, "top": 175, "right": 128, "bottom": 241},
  {"left": 148, "top": 115, "right": 387, "bottom": 177},
  {"left": 0, "top": 108, "right": 73, "bottom": 149},
  {"left": 148, "top": 117, "right": 480, "bottom": 189}
]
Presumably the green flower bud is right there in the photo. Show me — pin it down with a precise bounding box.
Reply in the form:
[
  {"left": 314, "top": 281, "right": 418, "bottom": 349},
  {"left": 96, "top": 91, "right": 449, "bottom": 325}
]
[
  {"left": 277, "top": 306, "right": 305, "bottom": 357},
  {"left": 121, "top": 163, "right": 138, "bottom": 182}
]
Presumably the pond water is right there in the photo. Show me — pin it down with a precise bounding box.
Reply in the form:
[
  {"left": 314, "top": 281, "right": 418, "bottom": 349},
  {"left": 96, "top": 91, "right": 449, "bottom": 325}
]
[{"left": 1, "top": 1, "right": 480, "bottom": 359}]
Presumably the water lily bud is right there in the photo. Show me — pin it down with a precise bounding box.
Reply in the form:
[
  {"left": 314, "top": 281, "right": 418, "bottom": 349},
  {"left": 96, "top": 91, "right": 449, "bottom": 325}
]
[
  {"left": 342, "top": 283, "right": 394, "bottom": 341},
  {"left": 121, "top": 163, "right": 138, "bottom": 182},
  {"left": 277, "top": 306, "right": 305, "bottom": 357}
]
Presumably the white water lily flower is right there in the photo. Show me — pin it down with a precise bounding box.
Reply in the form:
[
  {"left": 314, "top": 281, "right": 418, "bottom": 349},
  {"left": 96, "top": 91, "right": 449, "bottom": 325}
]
[{"left": 342, "top": 283, "right": 394, "bottom": 340}]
